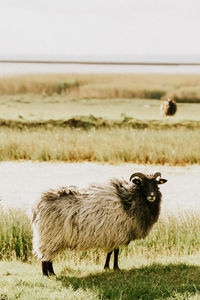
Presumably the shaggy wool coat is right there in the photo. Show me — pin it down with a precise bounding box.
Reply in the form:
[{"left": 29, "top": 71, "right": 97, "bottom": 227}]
[{"left": 32, "top": 178, "right": 161, "bottom": 261}]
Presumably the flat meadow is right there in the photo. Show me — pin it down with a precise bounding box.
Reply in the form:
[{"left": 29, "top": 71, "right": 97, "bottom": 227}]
[{"left": 0, "top": 73, "right": 200, "bottom": 299}]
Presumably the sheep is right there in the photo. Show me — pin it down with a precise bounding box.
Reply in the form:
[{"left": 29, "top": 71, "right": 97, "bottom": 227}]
[
  {"left": 161, "top": 98, "right": 177, "bottom": 116},
  {"left": 32, "top": 172, "right": 167, "bottom": 276}
]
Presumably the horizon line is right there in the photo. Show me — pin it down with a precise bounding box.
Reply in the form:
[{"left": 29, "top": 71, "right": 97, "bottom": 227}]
[{"left": 1, "top": 59, "right": 200, "bottom": 66}]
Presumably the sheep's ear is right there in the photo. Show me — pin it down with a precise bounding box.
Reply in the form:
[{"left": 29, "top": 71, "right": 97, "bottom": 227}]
[
  {"left": 132, "top": 178, "right": 141, "bottom": 186},
  {"left": 157, "top": 178, "right": 167, "bottom": 184}
]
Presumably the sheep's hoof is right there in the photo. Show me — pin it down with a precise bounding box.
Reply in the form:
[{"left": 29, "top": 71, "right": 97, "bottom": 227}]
[
  {"left": 113, "top": 265, "right": 120, "bottom": 271},
  {"left": 42, "top": 261, "right": 55, "bottom": 277},
  {"left": 104, "top": 265, "right": 110, "bottom": 271}
]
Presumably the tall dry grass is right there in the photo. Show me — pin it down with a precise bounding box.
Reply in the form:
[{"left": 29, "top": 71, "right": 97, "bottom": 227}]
[
  {"left": 0, "top": 208, "right": 32, "bottom": 261},
  {"left": 0, "top": 74, "right": 80, "bottom": 96},
  {"left": 0, "top": 127, "right": 199, "bottom": 164},
  {"left": 1, "top": 73, "right": 200, "bottom": 101}
]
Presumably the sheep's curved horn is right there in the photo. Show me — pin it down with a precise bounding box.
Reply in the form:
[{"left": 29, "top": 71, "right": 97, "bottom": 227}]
[
  {"left": 130, "top": 173, "right": 146, "bottom": 181},
  {"left": 153, "top": 172, "right": 161, "bottom": 179}
]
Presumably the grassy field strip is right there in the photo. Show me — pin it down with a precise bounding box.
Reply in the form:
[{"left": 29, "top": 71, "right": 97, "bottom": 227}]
[
  {"left": 1, "top": 73, "right": 200, "bottom": 103},
  {"left": 0, "top": 127, "right": 199, "bottom": 165}
]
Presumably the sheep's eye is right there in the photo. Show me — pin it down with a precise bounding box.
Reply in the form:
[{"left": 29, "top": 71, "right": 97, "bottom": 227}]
[
  {"left": 132, "top": 179, "right": 141, "bottom": 186},
  {"left": 157, "top": 178, "right": 167, "bottom": 184}
]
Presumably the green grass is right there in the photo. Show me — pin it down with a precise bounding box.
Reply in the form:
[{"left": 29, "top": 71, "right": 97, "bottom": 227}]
[
  {"left": 0, "top": 127, "right": 199, "bottom": 164},
  {"left": 0, "top": 259, "right": 200, "bottom": 299},
  {"left": 0, "top": 209, "right": 200, "bottom": 299}
]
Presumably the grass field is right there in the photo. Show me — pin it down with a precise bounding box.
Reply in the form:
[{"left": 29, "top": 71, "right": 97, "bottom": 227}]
[
  {"left": 0, "top": 209, "right": 200, "bottom": 299},
  {"left": 1, "top": 258, "right": 200, "bottom": 300},
  {"left": 0, "top": 73, "right": 199, "bottom": 165}
]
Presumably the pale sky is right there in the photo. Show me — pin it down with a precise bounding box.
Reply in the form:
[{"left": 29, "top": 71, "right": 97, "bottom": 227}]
[{"left": 0, "top": 0, "right": 200, "bottom": 57}]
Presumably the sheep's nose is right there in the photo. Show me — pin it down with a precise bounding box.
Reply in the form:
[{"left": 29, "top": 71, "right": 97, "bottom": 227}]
[{"left": 147, "top": 194, "right": 156, "bottom": 202}]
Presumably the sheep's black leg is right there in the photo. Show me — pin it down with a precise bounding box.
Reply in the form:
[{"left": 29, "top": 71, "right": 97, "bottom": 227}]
[
  {"left": 42, "top": 261, "right": 49, "bottom": 276},
  {"left": 42, "top": 261, "right": 55, "bottom": 276},
  {"left": 104, "top": 251, "right": 113, "bottom": 269},
  {"left": 113, "top": 248, "right": 120, "bottom": 270},
  {"left": 47, "top": 261, "right": 55, "bottom": 276}
]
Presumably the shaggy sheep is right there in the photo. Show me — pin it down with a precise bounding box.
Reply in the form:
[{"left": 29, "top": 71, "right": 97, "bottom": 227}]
[
  {"left": 32, "top": 172, "right": 167, "bottom": 276},
  {"left": 161, "top": 98, "right": 177, "bottom": 116}
]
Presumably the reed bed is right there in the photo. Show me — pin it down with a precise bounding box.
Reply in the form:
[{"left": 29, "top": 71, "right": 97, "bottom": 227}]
[
  {"left": 1, "top": 73, "right": 200, "bottom": 101},
  {"left": 0, "top": 127, "right": 199, "bottom": 165}
]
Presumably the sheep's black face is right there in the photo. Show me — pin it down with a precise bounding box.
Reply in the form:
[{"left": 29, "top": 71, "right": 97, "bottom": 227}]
[
  {"left": 138, "top": 178, "right": 160, "bottom": 203},
  {"left": 131, "top": 174, "right": 167, "bottom": 203}
]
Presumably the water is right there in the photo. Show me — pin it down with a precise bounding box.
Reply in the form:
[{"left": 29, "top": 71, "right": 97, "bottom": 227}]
[
  {"left": 0, "top": 162, "right": 200, "bottom": 217},
  {"left": 1, "top": 62, "right": 200, "bottom": 76}
]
